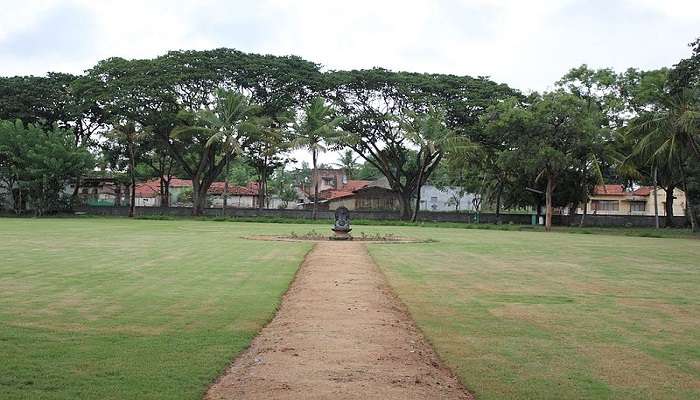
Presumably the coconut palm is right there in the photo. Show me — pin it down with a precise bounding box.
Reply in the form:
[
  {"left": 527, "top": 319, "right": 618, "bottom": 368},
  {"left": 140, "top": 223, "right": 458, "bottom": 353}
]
[
  {"left": 172, "top": 89, "right": 260, "bottom": 216},
  {"left": 292, "top": 97, "right": 344, "bottom": 219},
  {"left": 628, "top": 87, "right": 700, "bottom": 230},
  {"left": 335, "top": 149, "right": 359, "bottom": 179},
  {"left": 402, "top": 107, "right": 453, "bottom": 222},
  {"left": 107, "top": 122, "right": 144, "bottom": 218}
]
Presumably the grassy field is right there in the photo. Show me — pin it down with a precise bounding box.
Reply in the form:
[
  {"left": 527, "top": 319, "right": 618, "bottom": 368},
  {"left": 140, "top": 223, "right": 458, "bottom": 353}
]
[
  {"left": 0, "top": 219, "right": 311, "bottom": 399},
  {"left": 369, "top": 227, "right": 700, "bottom": 399},
  {"left": 1, "top": 218, "right": 698, "bottom": 399}
]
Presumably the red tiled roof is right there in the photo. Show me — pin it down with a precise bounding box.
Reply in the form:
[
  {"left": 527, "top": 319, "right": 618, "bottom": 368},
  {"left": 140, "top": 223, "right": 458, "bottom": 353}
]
[
  {"left": 135, "top": 179, "right": 259, "bottom": 197},
  {"left": 208, "top": 182, "right": 259, "bottom": 196},
  {"left": 169, "top": 178, "right": 193, "bottom": 187},
  {"left": 341, "top": 180, "right": 372, "bottom": 191},
  {"left": 632, "top": 186, "right": 653, "bottom": 196},
  {"left": 317, "top": 180, "right": 373, "bottom": 201},
  {"left": 593, "top": 184, "right": 625, "bottom": 195},
  {"left": 320, "top": 189, "right": 355, "bottom": 201},
  {"left": 135, "top": 180, "right": 161, "bottom": 198},
  {"left": 593, "top": 184, "right": 654, "bottom": 197}
]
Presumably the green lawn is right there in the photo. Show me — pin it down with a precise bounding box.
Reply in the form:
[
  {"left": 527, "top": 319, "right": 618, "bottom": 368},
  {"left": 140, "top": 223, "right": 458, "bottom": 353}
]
[
  {"left": 1, "top": 219, "right": 698, "bottom": 399},
  {"left": 0, "top": 219, "right": 311, "bottom": 399},
  {"left": 369, "top": 227, "right": 700, "bottom": 399}
]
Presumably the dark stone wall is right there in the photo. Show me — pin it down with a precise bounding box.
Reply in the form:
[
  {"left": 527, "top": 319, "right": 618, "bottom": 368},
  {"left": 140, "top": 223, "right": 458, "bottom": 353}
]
[
  {"left": 71, "top": 206, "right": 690, "bottom": 228},
  {"left": 554, "top": 214, "right": 688, "bottom": 228}
]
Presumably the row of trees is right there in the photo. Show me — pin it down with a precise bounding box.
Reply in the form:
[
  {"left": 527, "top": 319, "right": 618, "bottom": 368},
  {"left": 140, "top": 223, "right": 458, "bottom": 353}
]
[
  {"left": 441, "top": 40, "right": 700, "bottom": 231},
  {"left": 1, "top": 41, "right": 698, "bottom": 230},
  {"left": 0, "top": 48, "right": 511, "bottom": 218}
]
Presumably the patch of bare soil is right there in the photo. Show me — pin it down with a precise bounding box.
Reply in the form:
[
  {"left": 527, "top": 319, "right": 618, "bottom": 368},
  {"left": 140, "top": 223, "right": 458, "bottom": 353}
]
[{"left": 205, "top": 241, "right": 472, "bottom": 400}]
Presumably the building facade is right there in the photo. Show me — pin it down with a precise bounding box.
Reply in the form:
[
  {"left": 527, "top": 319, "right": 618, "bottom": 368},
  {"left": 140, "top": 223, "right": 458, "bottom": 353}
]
[
  {"left": 577, "top": 185, "right": 686, "bottom": 216},
  {"left": 419, "top": 185, "right": 475, "bottom": 212}
]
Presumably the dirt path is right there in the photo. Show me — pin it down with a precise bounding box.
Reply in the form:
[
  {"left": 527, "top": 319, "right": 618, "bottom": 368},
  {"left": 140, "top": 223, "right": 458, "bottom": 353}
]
[{"left": 205, "top": 241, "right": 472, "bottom": 400}]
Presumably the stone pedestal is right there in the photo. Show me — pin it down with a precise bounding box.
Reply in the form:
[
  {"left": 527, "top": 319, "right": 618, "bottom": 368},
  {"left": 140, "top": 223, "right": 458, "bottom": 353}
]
[{"left": 330, "top": 228, "right": 352, "bottom": 240}]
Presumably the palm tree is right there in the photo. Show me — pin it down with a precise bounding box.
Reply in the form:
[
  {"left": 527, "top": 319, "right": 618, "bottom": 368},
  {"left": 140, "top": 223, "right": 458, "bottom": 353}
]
[
  {"left": 107, "top": 122, "right": 143, "bottom": 218},
  {"left": 402, "top": 108, "right": 453, "bottom": 222},
  {"left": 335, "top": 149, "right": 358, "bottom": 179},
  {"left": 292, "top": 97, "right": 344, "bottom": 219},
  {"left": 172, "top": 89, "right": 259, "bottom": 216},
  {"left": 628, "top": 88, "right": 700, "bottom": 231}
]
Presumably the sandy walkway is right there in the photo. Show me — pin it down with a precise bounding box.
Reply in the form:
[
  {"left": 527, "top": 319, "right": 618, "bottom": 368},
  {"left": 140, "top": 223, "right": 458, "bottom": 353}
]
[{"left": 205, "top": 241, "right": 472, "bottom": 400}]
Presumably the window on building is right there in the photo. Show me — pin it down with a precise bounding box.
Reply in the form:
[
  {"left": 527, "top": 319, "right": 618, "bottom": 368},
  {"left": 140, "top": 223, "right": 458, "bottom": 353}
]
[
  {"left": 629, "top": 201, "right": 646, "bottom": 212},
  {"left": 430, "top": 196, "right": 438, "bottom": 204},
  {"left": 592, "top": 200, "right": 619, "bottom": 211}
]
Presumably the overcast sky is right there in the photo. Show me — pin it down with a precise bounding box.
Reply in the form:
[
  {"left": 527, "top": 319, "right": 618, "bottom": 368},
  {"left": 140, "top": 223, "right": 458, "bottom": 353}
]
[{"left": 1, "top": 0, "right": 699, "bottom": 166}]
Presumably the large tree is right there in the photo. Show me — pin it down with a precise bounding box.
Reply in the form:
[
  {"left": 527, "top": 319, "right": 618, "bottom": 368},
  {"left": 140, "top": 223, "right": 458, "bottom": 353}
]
[
  {"left": 0, "top": 73, "right": 105, "bottom": 146},
  {"left": 0, "top": 120, "right": 93, "bottom": 215},
  {"left": 106, "top": 122, "right": 145, "bottom": 218},
  {"left": 171, "top": 90, "right": 260, "bottom": 215},
  {"left": 328, "top": 68, "right": 514, "bottom": 219},
  {"left": 486, "top": 92, "right": 603, "bottom": 231},
  {"left": 243, "top": 116, "right": 291, "bottom": 210},
  {"left": 627, "top": 88, "right": 700, "bottom": 231},
  {"left": 400, "top": 107, "right": 453, "bottom": 221},
  {"left": 292, "top": 97, "right": 344, "bottom": 219}
]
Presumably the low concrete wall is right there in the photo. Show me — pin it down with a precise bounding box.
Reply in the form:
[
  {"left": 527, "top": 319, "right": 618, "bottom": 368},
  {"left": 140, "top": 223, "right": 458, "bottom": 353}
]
[
  {"left": 72, "top": 206, "right": 690, "bottom": 227},
  {"left": 555, "top": 214, "right": 688, "bottom": 228}
]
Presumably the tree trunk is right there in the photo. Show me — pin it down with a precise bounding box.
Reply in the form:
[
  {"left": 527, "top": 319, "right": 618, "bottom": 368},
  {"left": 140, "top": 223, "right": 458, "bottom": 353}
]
[
  {"left": 192, "top": 180, "right": 202, "bottom": 216},
  {"left": 579, "top": 198, "right": 588, "bottom": 227},
  {"left": 678, "top": 163, "right": 697, "bottom": 232},
  {"left": 398, "top": 190, "right": 412, "bottom": 220},
  {"left": 71, "top": 176, "right": 81, "bottom": 209},
  {"left": 686, "top": 194, "right": 697, "bottom": 232},
  {"left": 128, "top": 142, "right": 136, "bottom": 218},
  {"left": 411, "top": 154, "right": 424, "bottom": 223},
  {"left": 653, "top": 166, "right": 659, "bottom": 229},
  {"left": 664, "top": 185, "right": 675, "bottom": 227},
  {"left": 495, "top": 182, "right": 503, "bottom": 224},
  {"left": 258, "top": 162, "right": 266, "bottom": 211},
  {"left": 545, "top": 175, "right": 555, "bottom": 232},
  {"left": 312, "top": 150, "right": 318, "bottom": 220},
  {"left": 160, "top": 177, "right": 170, "bottom": 208},
  {"left": 17, "top": 184, "right": 22, "bottom": 215},
  {"left": 223, "top": 155, "right": 230, "bottom": 217},
  {"left": 195, "top": 184, "right": 209, "bottom": 215}
]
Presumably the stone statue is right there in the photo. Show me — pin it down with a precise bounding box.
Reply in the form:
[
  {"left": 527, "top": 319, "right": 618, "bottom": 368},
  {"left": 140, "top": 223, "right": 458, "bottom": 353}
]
[{"left": 331, "top": 206, "right": 352, "bottom": 240}]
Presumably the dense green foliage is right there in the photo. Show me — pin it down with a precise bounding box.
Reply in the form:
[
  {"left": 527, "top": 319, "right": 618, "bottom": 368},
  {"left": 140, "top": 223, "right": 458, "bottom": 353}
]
[
  {"left": 0, "top": 120, "right": 93, "bottom": 214},
  {"left": 0, "top": 41, "right": 698, "bottom": 224}
]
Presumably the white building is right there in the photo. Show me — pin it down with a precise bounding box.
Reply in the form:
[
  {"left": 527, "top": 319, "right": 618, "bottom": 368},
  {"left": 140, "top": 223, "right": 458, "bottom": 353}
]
[{"left": 419, "top": 185, "right": 475, "bottom": 212}]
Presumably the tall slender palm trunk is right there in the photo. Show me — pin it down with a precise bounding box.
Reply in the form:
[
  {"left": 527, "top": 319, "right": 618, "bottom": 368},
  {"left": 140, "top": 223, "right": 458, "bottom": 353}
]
[
  {"left": 679, "top": 163, "right": 697, "bottom": 232},
  {"left": 128, "top": 140, "right": 136, "bottom": 218},
  {"left": 411, "top": 152, "right": 424, "bottom": 222},
  {"left": 653, "top": 166, "right": 659, "bottom": 229},
  {"left": 664, "top": 185, "right": 675, "bottom": 227},
  {"left": 579, "top": 198, "right": 588, "bottom": 227},
  {"left": 222, "top": 155, "right": 230, "bottom": 217},
  {"left": 545, "top": 175, "right": 555, "bottom": 232},
  {"left": 312, "top": 150, "right": 318, "bottom": 220}
]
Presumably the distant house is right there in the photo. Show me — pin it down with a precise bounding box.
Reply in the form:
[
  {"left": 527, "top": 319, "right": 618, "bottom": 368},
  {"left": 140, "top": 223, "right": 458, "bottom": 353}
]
[
  {"left": 323, "top": 178, "right": 399, "bottom": 211},
  {"left": 72, "top": 176, "right": 127, "bottom": 207},
  {"left": 577, "top": 184, "right": 686, "bottom": 216},
  {"left": 208, "top": 181, "right": 259, "bottom": 208},
  {"left": 133, "top": 178, "right": 192, "bottom": 207},
  {"left": 132, "top": 179, "right": 273, "bottom": 209},
  {"left": 419, "top": 185, "right": 475, "bottom": 212}
]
